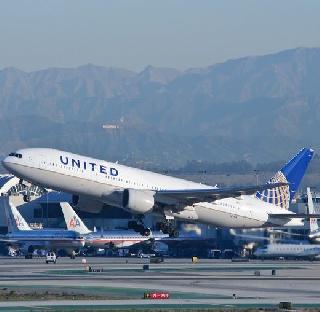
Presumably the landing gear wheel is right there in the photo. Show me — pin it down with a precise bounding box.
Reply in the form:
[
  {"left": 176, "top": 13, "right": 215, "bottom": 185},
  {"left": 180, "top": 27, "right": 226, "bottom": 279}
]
[
  {"left": 157, "top": 221, "right": 179, "bottom": 238},
  {"left": 156, "top": 222, "right": 168, "bottom": 233},
  {"left": 169, "top": 229, "right": 179, "bottom": 238},
  {"left": 138, "top": 227, "right": 150, "bottom": 236},
  {"left": 129, "top": 219, "right": 150, "bottom": 236},
  {"left": 23, "top": 194, "right": 31, "bottom": 202},
  {"left": 156, "top": 222, "right": 163, "bottom": 231}
]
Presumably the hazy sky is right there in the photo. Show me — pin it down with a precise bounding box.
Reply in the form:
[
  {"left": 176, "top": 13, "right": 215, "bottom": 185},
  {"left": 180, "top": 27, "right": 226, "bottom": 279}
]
[{"left": 1, "top": 0, "right": 320, "bottom": 72}]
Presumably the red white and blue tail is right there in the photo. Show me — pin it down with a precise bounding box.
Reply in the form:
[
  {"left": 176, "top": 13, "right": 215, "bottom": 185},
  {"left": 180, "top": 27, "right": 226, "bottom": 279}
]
[
  {"left": 60, "top": 202, "right": 91, "bottom": 235},
  {"left": 2, "top": 197, "right": 31, "bottom": 232}
]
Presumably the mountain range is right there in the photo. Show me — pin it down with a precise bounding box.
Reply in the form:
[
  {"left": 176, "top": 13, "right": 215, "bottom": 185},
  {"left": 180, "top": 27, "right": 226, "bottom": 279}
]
[{"left": 0, "top": 47, "right": 319, "bottom": 168}]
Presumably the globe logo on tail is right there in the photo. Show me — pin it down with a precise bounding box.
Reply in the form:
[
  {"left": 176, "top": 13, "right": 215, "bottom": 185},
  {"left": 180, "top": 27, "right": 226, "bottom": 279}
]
[{"left": 255, "top": 171, "right": 290, "bottom": 210}]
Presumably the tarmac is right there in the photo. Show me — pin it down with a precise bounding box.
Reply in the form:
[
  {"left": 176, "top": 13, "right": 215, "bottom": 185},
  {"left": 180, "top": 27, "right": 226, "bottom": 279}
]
[{"left": 0, "top": 256, "right": 320, "bottom": 310}]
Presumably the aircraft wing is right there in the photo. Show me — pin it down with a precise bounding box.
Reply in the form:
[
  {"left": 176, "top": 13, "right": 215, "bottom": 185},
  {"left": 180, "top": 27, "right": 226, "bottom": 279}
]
[{"left": 155, "top": 182, "right": 287, "bottom": 205}]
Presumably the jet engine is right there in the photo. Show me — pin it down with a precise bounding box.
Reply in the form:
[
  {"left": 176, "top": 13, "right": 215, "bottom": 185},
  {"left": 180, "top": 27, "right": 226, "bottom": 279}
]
[{"left": 122, "top": 189, "right": 155, "bottom": 214}]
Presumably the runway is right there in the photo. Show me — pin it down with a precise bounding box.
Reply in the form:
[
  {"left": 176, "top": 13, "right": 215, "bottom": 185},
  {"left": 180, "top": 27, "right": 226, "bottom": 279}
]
[{"left": 0, "top": 257, "right": 320, "bottom": 310}]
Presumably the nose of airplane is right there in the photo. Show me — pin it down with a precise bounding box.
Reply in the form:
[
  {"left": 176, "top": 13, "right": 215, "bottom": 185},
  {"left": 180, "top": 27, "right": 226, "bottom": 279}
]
[
  {"left": 2, "top": 156, "right": 10, "bottom": 170},
  {"left": 2, "top": 155, "right": 17, "bottom": 174}
]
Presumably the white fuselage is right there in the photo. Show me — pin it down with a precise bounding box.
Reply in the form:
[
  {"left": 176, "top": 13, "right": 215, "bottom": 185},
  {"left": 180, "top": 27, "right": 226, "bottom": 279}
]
[
  {"left": 6, "top": 229, "right": 84, "bottom": 251},
  {"left": 84, "top": 231, "right": 167, "bottom": 248},
  {"left": 2, "top": 148, "right": 303, "bottom": 229},
  {"left": 254, "top": 243, "right": 320, "bottom": 258}
]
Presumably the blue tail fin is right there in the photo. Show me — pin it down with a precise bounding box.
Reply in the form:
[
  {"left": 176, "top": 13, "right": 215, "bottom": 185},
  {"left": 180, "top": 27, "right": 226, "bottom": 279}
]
[{"left": 256, "top": 148, "right": 314, "bottom": 209}]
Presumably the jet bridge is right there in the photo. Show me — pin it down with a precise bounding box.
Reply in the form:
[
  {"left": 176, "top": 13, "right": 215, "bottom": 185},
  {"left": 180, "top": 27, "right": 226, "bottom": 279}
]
[{"left": 0, "top": 174, "right": 46, "bottom": 201}]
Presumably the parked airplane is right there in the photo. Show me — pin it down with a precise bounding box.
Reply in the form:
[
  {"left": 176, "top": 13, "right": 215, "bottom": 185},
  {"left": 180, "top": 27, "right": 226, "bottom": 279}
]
[
  {"left": 0, "top": 196, "right": 84, "bottom": 255},
  {"left": 2, "top": 147, "right": 315, "bottom": 237},
  {"left": 254, "top": 243, "right": 320, "bottom": 259},
  {"left": 60, "top": 202, "right": 167, "bottom": 248}
]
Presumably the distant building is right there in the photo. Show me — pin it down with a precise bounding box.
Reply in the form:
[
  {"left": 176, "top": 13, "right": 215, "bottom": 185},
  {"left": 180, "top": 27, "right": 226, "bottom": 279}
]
[{"left": 102, "top": 124, "right": 120, "bottom": 129}]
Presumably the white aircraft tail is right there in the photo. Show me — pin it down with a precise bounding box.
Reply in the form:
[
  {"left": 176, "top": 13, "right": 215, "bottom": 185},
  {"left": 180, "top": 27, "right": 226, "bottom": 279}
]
[
  {"left": 307, "top": 187, "right": 319, "bottom": 234},
  {"left": 60, "top": 202, "right": 91, "bottom": 235},
  {"left": 2, "top": 197, "right": 31, "bottom": 232}
]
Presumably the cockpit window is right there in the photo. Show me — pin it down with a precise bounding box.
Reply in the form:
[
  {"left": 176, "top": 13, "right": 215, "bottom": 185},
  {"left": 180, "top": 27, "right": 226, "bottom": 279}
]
[{"left": 9, "top": 153, "right": 22, "bottom": 158}]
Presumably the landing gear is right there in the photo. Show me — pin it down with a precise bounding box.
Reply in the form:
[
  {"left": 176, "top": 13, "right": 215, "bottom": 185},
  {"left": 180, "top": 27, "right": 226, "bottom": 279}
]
[
  {"left": 156, "top": 221, "right": 179, "bottom": 238},
  {"left": 128, "top": 220, "right": 151, "bottom": 236},
  {"left": 23, "top": 194, "right": 31, "bottom": 202}
]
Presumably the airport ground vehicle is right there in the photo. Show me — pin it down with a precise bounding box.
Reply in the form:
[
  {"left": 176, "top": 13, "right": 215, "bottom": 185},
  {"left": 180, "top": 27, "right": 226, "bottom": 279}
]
[{"left": 46, "top": 252, "right": 57, "bottom": 264}]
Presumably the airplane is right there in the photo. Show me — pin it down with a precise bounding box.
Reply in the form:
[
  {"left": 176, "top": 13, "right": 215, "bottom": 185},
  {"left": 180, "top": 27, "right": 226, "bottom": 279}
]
[
  {"left": 1, "top": 147, "right": 316, "bottom": 237},
  {"left": 0, "top": 196, "right": 84, "bottom": 256},
  {"left": 60, "top": 202, "right": 168, "bottom": 248},
  {"left": 254, "top": 243, "right": 320, "bottom": 260}
]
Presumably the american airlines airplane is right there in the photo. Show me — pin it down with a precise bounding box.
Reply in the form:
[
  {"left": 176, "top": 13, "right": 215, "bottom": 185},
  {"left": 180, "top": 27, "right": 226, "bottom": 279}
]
[
  {"left": 0, "top": 197, "right": 84, "bottom": 255},
  {"left": 60, "top": 202, "right": 167, "bottom": 248},
  {"left": 1, "top": 147, "right": 315, "bottom": 237}
]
